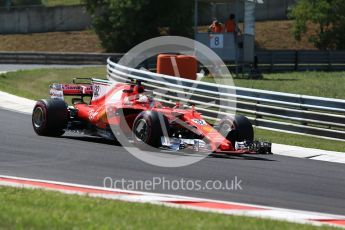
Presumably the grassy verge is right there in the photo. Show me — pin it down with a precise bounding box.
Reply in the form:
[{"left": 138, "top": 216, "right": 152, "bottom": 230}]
[
  {"left": 0, "top": 186, "right": 338, "bottom": 229},
  {"left": 41, "top": 0, "right": 82, "bottom": 7},
  {"left": 235, "top": 71, "right": 345, "bottom": 99},
  {"left": 0, "top": 67, "right": 106, "bottom": 101},
  {"left": 205, "top": 71, "right": 345, "bottom": 99},
  {"left": 0, "top": 67, "right": 343, "bottom": 152},
  {"left": 0, "top": 31, "right": 104, "bottom": 53},
  {"left": 2, "top": 67, "right": 344, "bottom": 100},
  {"left": 255, "top": 128, "right": 344, "bottom": 152}
]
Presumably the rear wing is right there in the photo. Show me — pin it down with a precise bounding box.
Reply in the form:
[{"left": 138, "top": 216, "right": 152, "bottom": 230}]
[
  {"left": 49, "top": 78, "right": 112, "bottom": 100},
  {"left": 50, "top": 83, "right": 93, "bottom": 98}
]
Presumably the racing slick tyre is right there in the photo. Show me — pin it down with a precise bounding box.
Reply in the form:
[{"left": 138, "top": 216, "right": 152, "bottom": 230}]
[
  {"left": 132, "top": 111, "right": 169, "bottom": 148},
  {"left": 32, "top": 99, "right": 68, "bottom": 137},
  {"left": 217, "top": 115, "right": 254, "bottom": 146}
]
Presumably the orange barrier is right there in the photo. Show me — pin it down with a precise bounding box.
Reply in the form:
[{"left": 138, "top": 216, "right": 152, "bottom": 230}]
[
  {"left": 157, "top": 54, "right": 176, "bottom": 78},
  {"left": 177, "top": 55, "right": 197, "bottom": 80},
  {"left": 157, "top": 54, "right": 197, "bottom": 80}
]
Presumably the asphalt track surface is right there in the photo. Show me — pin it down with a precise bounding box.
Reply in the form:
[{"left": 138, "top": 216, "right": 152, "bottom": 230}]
[{"left": 1, "top": 108, "right": 345, "bottom": 215}]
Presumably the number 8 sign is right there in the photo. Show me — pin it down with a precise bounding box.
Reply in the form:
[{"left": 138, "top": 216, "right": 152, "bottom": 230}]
[{"left": 210, "top": 34, "right": 224, "bottom": 48}]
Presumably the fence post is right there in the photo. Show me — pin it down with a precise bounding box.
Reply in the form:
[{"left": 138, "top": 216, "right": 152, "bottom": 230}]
[
  {"left": 294, "top": 50, "right": 298, "bottom": 71},
  {"left": 328, "top": 50, "right": 332, "bottom": 71},
  {"left": 5, "top": 0, "right": 11, "bottom": 10},
  {"left": 270, "top": 51, "right": 274, "bottom": 72}
]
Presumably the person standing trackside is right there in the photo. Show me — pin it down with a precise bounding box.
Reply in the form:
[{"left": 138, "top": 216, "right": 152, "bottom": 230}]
[
  {"left": 225, "top": 14, "right": 237, "bottom": 33},
  {"left": 208, "top": 19, "right": 223, "bottom": 33}
]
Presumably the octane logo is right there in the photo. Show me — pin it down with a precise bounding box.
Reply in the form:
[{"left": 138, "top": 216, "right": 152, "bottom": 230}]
[{"left": 107, "top": 36, "right": 236, "bottom": 167}]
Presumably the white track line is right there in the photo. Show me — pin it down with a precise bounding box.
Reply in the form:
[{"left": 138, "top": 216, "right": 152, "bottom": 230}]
[
  {"left": 0, "top": 91, "right": 35, "bottom": 114},
  {"left": 0, "top": 175, "right": 344, "bottom": 228},
  {"left": 273, "top": 143, "right": 345, "bottom": 164}
]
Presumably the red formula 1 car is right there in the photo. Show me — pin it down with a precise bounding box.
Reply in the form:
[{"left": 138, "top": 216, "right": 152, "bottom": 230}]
[{"left": 32, "top": 78, "right": 271, "bottom": 155}]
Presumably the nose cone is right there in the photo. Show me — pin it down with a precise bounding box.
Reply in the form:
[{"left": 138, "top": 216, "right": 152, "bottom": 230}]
[{"left": 219, "top": 142, "right": 231, "bottom": 151}]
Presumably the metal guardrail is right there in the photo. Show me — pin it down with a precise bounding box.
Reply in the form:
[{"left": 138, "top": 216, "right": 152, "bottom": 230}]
[
  {"left": 256, "top": 50, "right": 345, "bottom": 72},
  {"left": 0, "top": 52, "right": 123, "bottom": 65},
  {"left": 107, "top": 58, "right": 345, "bottom": 141},
  {"left": 1, "top": 50, "right": 345, "bottom": 72}
]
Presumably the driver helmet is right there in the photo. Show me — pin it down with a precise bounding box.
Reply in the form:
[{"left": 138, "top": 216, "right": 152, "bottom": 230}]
[{"left": 138, "top": 94, "right": 152, "bottom": 103}]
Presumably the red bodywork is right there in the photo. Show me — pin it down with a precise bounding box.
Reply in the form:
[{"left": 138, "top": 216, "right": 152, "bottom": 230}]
[{"left": 58, "top": 80, "right": 244, "bottom": 153}]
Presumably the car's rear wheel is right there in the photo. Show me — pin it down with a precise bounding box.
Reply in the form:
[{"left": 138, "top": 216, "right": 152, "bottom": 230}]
[
  {"left": 32, "top": 99, "right": 68, "bottom": 137},
  {"left": 217, "top": 115, "right": 254, "bottom": 146},
  {"left": 132, "top": 111, "right": 168, "bottom": 148}
]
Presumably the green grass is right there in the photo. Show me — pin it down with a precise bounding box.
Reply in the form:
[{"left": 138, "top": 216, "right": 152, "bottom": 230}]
[
  {"left": 0, "top": 66, "right": 106, "bottom": 101},
  {"left": 2, "top": 68, "right": 344, "bottom": 100},
  {"left": 0, "top": 67, "right": 344, "bottom": 152},
  {"left": 255, "top": 128, "right": 344, "bottom": 152},
  {"left": 41, "top": 0, "right": 82, "bottom": 7},
  {"left": 205, "top": 71, "right": 345, "bottom": 99},
  {"left": 0, "top": 186, "right": 339, "bottom": 230}
]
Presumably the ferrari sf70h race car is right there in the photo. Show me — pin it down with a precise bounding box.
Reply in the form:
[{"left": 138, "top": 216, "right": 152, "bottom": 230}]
[{"left": 32, "top": 78, "right": 271, "bottom": 155}]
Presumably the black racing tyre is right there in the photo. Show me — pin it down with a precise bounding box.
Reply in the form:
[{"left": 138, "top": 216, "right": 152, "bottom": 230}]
[
  {"left": 32, "top": 99, "right": 69, "bottom": 137},
  {"left": 217, "top": 115, "right": 254, "bottom": 146},
  {"left": 132, "top": 111, "right": 169, "bottom": 148}
]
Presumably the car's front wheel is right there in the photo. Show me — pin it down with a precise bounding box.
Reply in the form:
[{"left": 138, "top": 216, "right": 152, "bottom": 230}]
[
  {"left": 132, "top": 111, "right": 168, "bottom": 148},
  {"left": 32, "top": 99, "right": 68, "bottom": 137},
  {"left": 217, "top": 115, "right": 254, "bottom": 146}
]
